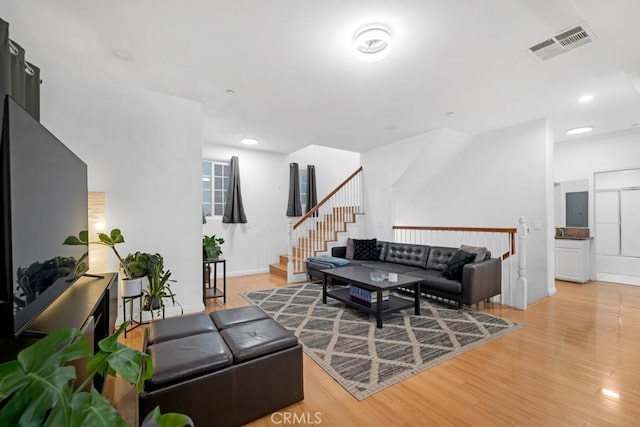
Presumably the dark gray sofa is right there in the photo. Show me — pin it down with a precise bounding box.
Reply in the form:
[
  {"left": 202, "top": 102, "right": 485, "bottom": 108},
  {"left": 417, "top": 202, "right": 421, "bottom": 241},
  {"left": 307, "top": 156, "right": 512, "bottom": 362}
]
[{"left": 307, "top": 241, "right": 501, "bottom": 308}]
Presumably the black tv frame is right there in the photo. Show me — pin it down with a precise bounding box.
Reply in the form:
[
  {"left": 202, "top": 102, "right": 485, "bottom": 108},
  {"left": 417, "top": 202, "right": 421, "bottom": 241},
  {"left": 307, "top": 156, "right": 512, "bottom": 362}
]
[{"left": 0, "top": 95, "right": 89, "bottom": 338}]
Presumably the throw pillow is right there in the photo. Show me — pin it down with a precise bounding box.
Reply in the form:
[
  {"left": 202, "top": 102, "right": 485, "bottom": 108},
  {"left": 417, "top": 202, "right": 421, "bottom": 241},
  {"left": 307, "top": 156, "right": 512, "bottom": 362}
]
[
  {"left": 460, "top": 244, "right": 488, "bottom": 263},
  {"left": 442, "top": 250, "right": 477, "bottom": 280},
  {"left": 345, "top": 238, "right": 354, "bottom": 260},
  {"left": 353, "top": 238, "right": 379, "bottom": 261}
]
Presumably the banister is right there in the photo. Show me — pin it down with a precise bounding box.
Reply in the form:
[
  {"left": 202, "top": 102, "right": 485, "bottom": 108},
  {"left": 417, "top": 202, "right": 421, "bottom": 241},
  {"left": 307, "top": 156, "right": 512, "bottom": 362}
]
[
  {"left": 293, "top": 166, "right": 363, "bottom": 229},
  {"left": 392, "top": 225, "right": 517, "bottom": 260}
]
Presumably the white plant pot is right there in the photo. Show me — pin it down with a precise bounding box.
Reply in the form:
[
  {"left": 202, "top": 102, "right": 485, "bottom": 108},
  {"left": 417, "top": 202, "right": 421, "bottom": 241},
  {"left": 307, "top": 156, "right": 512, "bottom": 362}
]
[{"left": 119, "top": 277, "right": 143, "bottom": 297}]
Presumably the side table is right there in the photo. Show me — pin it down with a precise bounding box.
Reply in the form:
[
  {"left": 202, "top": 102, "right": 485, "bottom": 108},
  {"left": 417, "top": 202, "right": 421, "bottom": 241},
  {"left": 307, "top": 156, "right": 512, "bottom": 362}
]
[
  {"left": 122, "top": 293, "right": 142, "bottom": 338},
  {"left": 203, "top": 258, "right": 226, "bottom": 305}
]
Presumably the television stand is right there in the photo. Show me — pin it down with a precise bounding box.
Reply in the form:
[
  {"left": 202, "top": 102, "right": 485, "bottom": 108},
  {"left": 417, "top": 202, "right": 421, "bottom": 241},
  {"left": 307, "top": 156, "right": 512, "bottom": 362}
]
[{"left": 0, "top": 273, "right": 118, "bottom": 391}]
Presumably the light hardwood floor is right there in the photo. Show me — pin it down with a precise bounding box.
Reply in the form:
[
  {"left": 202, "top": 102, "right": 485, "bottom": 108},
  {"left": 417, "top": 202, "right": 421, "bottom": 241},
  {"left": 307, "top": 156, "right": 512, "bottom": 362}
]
[{"left": 107, "top": 275, "right": 640, "bottom": 426}]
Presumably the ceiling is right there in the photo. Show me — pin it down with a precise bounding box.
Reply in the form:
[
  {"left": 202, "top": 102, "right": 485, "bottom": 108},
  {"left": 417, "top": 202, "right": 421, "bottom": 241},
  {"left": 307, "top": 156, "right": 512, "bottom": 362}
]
[{"left": 3, "top": 0, "right": 640, "bottom": 154}]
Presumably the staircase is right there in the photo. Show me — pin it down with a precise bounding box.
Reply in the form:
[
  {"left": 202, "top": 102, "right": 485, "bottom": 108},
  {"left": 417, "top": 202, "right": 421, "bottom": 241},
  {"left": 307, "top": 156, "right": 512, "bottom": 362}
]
[
  {"left": 269, "top": 206, "right": 360, "bottom": 279},
  {"left": 269, "top": 167, "right": 363, "bottom": 282}
]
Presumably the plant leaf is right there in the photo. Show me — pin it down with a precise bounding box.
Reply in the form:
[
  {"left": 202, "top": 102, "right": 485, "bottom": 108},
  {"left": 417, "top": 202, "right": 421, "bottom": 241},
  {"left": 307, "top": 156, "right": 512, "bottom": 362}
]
[
  {"left": 110, "top": 228, "right": 125, "bottom": 244},
  {"left": 87, "top": 323, "right": 153, "bottom": 393},
  {"left": 0, "top": 328, "right": 91, "bottom": 426},
  {"left": 141, "top": 406, "right": 195, "bottom": 427},
  {"left": 68, "top": 388, "right": 127, "bottom": 427},
  {"left": 97, "top": 233, "right": 112, "bottom": 245}
]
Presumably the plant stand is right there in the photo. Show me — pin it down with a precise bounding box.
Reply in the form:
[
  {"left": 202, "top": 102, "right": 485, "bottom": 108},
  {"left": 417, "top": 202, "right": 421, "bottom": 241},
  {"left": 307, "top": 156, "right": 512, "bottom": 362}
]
[
  {"left": 203, "top": 258, "right": 226, "bottom": 305},
  {"left": 122, "top": 293, "right": 142, "bottom": 338}
]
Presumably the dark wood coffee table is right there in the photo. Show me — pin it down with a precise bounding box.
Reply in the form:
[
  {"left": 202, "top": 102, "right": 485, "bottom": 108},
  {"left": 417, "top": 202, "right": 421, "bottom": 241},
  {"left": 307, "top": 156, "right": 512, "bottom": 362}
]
[{"left": 321, "top": 265, "right": 422, "bottom": 328}]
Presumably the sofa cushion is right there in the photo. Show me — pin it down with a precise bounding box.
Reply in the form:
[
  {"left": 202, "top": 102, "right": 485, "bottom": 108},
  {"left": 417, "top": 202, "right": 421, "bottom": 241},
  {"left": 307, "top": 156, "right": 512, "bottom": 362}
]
[
  {"left": 383, "top": 242, "right": 429, "bottom": 268},
  {"left": 443, "top": 250, "right": 477, "bottom": 280},
  {"left": 221, "top": 318, "right": 299, "bottom": 364},
  {"left": 345, "top": 238, "right": 355, "bottom": 259},
  {"left": 405, "top": 269, "right": 463, "bottom": 294},
  {"left": 460, "top": 244, "right": 488, "bottom": 263},
  {"left": 353, "top": 238, "right": 379, "bottom": 260},
  {"left": 425, "top": 246, "right": 458, "bottom": 271},
  {"left": 147, "top": 313, "right": 217, "bottom": 345},
  {"left": 211, "top": 306, "right": 270, "bottom": 330},
  {"left": 146, "top": 331, "right": 233, "bottom": 389}
]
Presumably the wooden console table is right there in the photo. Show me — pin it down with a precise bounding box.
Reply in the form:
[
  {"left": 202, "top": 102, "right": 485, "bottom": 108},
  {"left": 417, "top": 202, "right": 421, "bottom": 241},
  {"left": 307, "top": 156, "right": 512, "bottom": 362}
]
[{"left": 203, "top": 258, "right": 226, "bottom": 305}]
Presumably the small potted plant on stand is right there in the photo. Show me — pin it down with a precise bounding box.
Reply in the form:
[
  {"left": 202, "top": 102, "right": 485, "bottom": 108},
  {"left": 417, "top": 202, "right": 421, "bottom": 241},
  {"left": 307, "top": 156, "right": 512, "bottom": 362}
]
[
  {"left": 141, "top": 253, "right": 182, "bottom": 319},
  {"left": 202, "top": 234, "right": 224, "bottom": 260}
]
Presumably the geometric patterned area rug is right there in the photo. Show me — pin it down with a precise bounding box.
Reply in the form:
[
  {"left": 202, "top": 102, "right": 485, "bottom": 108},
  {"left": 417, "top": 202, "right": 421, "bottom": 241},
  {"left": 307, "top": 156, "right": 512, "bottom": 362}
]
[{"left": 242, "top": 283, "right": 523, "bottom": 400}]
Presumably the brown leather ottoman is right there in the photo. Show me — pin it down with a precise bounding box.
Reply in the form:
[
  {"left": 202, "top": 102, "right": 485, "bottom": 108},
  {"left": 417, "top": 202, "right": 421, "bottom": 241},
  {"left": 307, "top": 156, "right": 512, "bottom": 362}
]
[{"left": 139, "top": 306, "right": 304, "bottom": 427}]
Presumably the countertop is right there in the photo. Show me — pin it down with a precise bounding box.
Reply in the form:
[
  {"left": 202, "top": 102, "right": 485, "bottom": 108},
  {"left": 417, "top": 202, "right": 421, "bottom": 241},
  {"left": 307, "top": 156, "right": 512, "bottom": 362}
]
[{"left": 555, "top": 236, "right": 593, "bottom": 240}]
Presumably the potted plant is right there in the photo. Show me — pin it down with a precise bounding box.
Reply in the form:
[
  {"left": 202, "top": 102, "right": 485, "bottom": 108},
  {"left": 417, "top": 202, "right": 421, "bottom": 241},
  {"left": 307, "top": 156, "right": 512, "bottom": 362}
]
[
  {"left": 64, "top": 229, "right": 143, "bottom": 297},
  {"left": 0, "top": 323, "right": 192, "bottom": 426},
  {"left": 141, "top": 253, "right": 182, "bottom": 319},
  {"left": 202, "top": 234, "right": 225, "bottom": 259}
]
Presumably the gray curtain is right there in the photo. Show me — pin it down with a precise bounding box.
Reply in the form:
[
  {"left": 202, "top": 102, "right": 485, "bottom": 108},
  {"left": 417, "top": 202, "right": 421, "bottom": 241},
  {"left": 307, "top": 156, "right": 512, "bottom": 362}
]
[
  {"left": 1, "top": 20, "right": 41, "bottom": 121},
  {"left": 306, "top": 164, "right": 318, "bottom": 215},
  {"left": 222, "top": 156, "right": 247, "bottom": 223},
  {"left": 0, "top": 19, "right": 10, "bottom": 105},
  {"left": 9, "top": 40, "right": 25, "bottom": 107},
  {"left": 286, "top": 162, "right": 302, "bottom": 217}
]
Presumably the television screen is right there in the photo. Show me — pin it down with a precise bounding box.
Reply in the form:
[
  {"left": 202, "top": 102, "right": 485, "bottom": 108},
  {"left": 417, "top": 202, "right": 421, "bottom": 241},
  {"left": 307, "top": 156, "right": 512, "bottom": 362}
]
[{"left": 1, "top": 96, "right": 88, "bottom": 337}]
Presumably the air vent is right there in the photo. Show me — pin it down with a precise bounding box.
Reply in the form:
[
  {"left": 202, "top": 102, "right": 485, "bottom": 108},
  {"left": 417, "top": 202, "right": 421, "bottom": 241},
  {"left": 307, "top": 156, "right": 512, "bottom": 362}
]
[{"left": 529, "top": 24, "right": 596, "bottom": 60}]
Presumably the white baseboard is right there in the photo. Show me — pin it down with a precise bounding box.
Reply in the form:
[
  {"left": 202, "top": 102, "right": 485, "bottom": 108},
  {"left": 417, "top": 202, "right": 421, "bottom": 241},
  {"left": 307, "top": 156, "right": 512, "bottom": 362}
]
[{"left": 226, "top": 268, "right": 269, "bottom": 277}]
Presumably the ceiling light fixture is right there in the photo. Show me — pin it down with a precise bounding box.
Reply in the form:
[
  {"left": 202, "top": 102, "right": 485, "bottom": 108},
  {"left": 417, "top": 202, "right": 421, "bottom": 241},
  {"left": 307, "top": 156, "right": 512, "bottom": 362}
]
[
  {"left": 240, "top": 138, "right": 259, "bottom": 145},
  {"left": 566, "top": 126, "right": 593, "bottom": 135},
  {"left": 353, "top": 25, "right": 392, "bottom": 62},
  {"left": 578, "top": 94, "right": 594, "bottom": 103}
]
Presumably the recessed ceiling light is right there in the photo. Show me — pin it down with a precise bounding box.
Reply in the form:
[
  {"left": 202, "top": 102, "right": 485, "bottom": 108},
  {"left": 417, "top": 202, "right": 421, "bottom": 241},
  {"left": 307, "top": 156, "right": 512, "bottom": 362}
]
[
  {"left": 578, "top": 94, "right": 594, "bottom": 103},
  {"left": 566, "top": 126, "right": 593, "bottom": 135},
  {"left": 240, "top": 138, "right": 259, "bottom": 145},
  {"left": 353, "top": 25, "right": 392, "bottom": 62},
  {"left": 225, "top": 89, "right": 235, "bottom": 95}
]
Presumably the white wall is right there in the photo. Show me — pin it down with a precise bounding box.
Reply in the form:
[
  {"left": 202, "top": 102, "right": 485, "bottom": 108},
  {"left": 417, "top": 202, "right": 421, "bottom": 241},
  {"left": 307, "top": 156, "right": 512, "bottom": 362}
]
[
  {"left": 361, "top": 120, "right": 555, "bottom": 305},
  {"left": 41, "top": 69, "right": 204, "bottom": 321},
  {"left": 555, "top": 128, "right": 640, "bottom": 277},
  {"left": 202, "top": 146, "right": 289, "bottom": 276},
  {"left": 287, "top": 144, "right": 361, "bottom": 199}
]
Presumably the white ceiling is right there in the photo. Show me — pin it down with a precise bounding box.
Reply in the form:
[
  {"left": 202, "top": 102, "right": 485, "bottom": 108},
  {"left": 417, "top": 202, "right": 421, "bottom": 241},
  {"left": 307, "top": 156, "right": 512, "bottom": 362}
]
[{"left": 3, "top": 0, "right": 640, "bottom": 154}]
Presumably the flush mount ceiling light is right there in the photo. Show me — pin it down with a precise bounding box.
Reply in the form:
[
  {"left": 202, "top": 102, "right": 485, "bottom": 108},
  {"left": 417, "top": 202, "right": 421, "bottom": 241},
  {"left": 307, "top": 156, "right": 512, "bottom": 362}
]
[
  {"left": 240, "top": 138, "right": 259, "bottom": 145},
  {"left": 353, "top": 25, "right": 392, "bottom": 62},
  {"left": 566, "top": 126, "right": 593, "bottom": 135},
  {"left": 578, "top": 94, "right": 594, "bottom": 103}
]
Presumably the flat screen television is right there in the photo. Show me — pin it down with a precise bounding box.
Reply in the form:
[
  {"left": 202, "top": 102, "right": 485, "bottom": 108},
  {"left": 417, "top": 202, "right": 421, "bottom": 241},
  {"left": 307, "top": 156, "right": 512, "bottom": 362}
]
[{"left": 1, "top": 96, "right": 89, "bottom": 338}]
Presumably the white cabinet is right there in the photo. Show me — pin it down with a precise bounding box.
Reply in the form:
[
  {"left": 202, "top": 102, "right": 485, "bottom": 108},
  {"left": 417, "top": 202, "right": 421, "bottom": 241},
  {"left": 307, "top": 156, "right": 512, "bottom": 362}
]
[{"left": 555, "top": 239, "right": 591, "bottom": 283}]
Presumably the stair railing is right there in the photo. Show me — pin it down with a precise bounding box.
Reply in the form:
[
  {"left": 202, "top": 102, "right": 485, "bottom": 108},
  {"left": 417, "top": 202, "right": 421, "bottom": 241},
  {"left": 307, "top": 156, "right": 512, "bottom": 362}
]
[
  {"left": 392, "top": 223, "right": 525, "bottom": 308},
  {"left": 287, "top": 167, "right": 363, "bottom": 282}
]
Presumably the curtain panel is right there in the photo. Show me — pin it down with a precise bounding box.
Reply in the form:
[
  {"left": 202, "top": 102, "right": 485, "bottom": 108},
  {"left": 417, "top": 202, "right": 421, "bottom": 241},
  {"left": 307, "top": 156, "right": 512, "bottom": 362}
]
[
  {"left": 222, "top": 156, "right": 247, "bottom": 223},
  {"left": 1, "top": 19, "right": 41, "bottom": 121},
  {"left": 306, "top": 164, "right": 318, "bottom": 215},
  {"left": 287, "top": 162, "right": 302, "bottom": 217}
]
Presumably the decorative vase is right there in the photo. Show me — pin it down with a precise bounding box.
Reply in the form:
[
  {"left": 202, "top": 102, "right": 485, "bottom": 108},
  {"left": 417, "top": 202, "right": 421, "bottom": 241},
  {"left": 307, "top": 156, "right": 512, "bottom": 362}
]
[
  {"left": 119, "top": 277, "right": 142, "bottom": 297},
  {"left": 205, "top": 246, "right": 220, "bottom": 259}
]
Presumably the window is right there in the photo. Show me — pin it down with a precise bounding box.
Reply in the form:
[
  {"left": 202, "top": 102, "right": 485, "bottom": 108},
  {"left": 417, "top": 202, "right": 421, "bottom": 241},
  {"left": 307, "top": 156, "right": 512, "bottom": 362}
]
[
  {"left": 202, "top": 160, "right": 230, "bottom": 217},
  {"left": 299, "top": 167, "right": 308, "bottom": 212}
]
